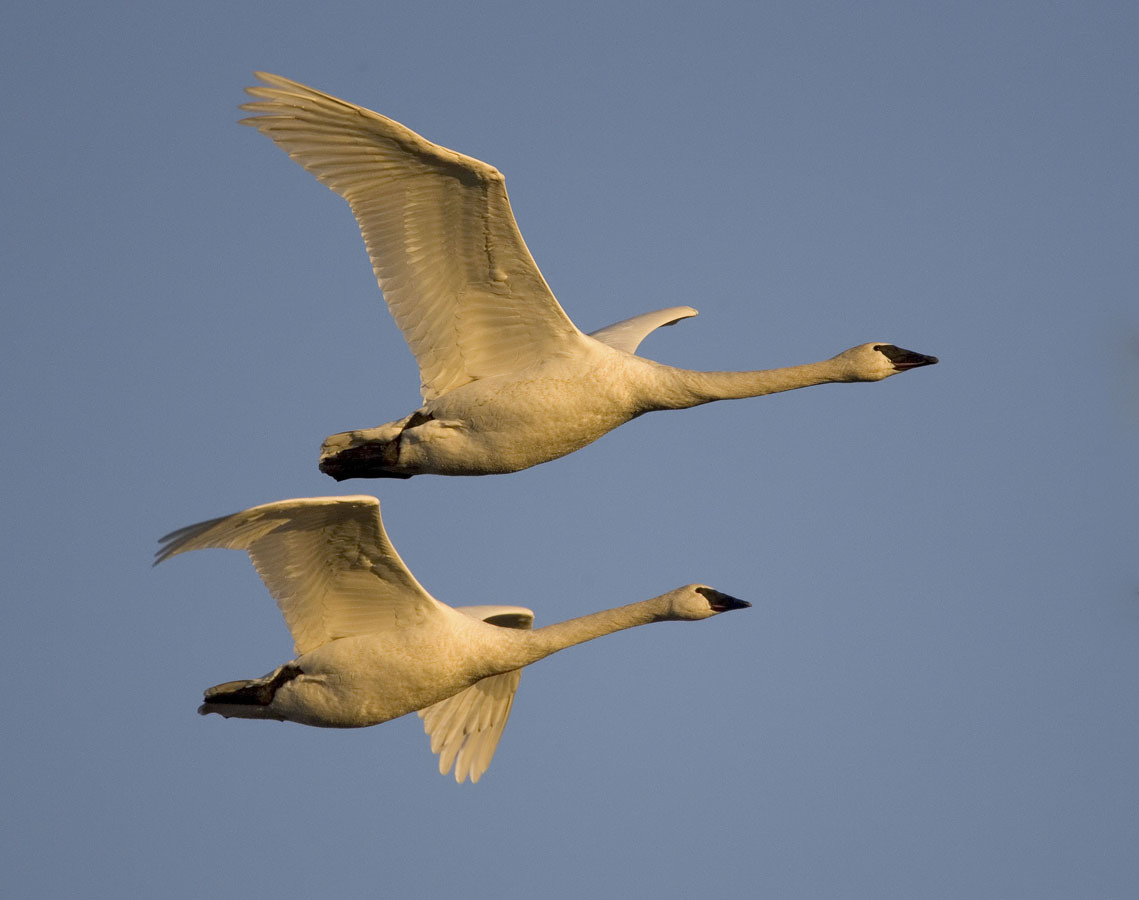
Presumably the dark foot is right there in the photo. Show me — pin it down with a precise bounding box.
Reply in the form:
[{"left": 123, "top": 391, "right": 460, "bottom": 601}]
[
  {"left": 318, "top": 443, "right": 414, "bottom": 480},
  {"left": 204, "top": 664, "right": 303, "bottom": 706}
]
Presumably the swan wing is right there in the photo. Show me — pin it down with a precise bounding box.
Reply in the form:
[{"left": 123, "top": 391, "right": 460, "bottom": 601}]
[
  {"left": 155, "top": 496, "right": 443, "bottom": 656},
  {"left": 588, "top": 305, "right": 698, "bottom": 355},
  {"left": 418, "top": 604, "right": 533, "bottom": 783},
  {"left": 240, "top": 72, "right": 584, "bottom": 402}
]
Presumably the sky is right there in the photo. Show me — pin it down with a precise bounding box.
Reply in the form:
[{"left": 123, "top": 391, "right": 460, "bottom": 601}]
[{"left": 3, "top": 1, "right": 1137, "bottom": 897}]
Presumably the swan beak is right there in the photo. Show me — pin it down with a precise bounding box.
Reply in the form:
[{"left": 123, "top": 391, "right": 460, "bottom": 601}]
[
  {"left": 883, "top": 345, "right": 939, "bottom": 371},
  {"left": 703, "top": 590, "right": 751, "bottom": 613}
]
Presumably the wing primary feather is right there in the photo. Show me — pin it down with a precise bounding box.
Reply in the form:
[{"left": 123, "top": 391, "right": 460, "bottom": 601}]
[{"left": 418, "top": 669, "right": 523, "bottom": 783}]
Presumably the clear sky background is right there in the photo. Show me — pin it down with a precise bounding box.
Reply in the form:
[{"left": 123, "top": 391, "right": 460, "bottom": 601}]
[{"left": 3, "top": 2, "right": 1137, "bottom": 897}]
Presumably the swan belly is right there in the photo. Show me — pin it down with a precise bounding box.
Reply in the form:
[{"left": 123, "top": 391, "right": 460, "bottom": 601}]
[
  {"left": 257, "top": 634, "right": 483, "bottom": 729},
  {"left": 402, "top": 357, "right": 650, "bottom": 475},
  {"left": 318, "top": 350, "right": 657, "bottom": 477}
]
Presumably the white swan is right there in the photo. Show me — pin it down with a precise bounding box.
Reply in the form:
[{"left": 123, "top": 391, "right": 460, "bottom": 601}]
[
  {"left": 241, "top": 73, "right": 938, "bottom": 479},
  {"left": 154, "top": 496, "right": 749, "bottom": 783}
]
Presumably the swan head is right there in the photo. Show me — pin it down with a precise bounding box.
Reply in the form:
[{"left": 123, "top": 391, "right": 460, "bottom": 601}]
[
  {"left": 659, "top": 584, "right": 751, "bottom": 620},
  {"left": 830, "top": 343, "right": 939, "bottom": 382}
]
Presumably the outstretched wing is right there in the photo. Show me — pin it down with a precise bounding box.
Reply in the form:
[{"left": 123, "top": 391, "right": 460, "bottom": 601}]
[
  {"left": 155, "top": 496, "right": 444, "bottom": 656},
  {"left": 588, "top": 306, "right": 699, "bottom": 355},
  {"left": 418, "top": 604, "right": 534, "bottom": 783},
  {"left": 240, "top": 72, "right": 586, "bottom": 402}
]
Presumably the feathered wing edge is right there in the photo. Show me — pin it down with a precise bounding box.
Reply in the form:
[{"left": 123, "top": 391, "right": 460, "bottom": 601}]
[
  {"left": 239, "top": 71, "right": 585, "bottom": 402},
  {"left": 418, "top": 669, "right": 523, "bottom": 784},
  {"left": 154, "top": 496, "right": 442, "bottom": 656},
  {"left": 587, "top": 305, "right": 699, "bottom": 355}
]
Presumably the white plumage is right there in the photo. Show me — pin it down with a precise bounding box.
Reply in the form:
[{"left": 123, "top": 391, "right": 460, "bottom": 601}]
[
  {"left": 156, "top": 496, "right": 749, "bottom": 783},
  {"left": 240, "top": 73, "right": 938, "bottom": 480}
]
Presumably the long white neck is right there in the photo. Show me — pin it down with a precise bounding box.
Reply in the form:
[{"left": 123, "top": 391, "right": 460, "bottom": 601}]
[
  {"left": 493, "top": 595, "right": 674, "bottom": 672},
  {"left": 652, "top": 358, "right": 848, "bottom": 410}
]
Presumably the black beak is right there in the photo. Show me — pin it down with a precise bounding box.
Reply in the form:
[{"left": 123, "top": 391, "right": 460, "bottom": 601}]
[
  {"left": 696, "top": 587, "right": 751, "bottom": 612},
  {"left": 879, "top": 344, "right": 939, "bottom": 371}
]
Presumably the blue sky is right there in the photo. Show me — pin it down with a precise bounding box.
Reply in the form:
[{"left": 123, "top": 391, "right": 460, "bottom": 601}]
[{"left": 3, "top": 1, "right": 1137, "bottom": 897}]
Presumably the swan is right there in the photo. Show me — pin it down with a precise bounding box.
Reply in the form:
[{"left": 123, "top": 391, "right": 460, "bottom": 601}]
[
  {"left": 241, "top": 73, "right": 938, "bottom": 479},
  {"left": 154, "top": 495, "right": 749, "bottom": 783}
]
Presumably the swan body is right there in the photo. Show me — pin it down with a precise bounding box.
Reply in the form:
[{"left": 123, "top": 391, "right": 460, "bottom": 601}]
[
  {"left": 155, "top": 496, "right": 748, "bottom": 782},
  {"left": 241, "top": 73, "right": 938, "bottom": 479}
]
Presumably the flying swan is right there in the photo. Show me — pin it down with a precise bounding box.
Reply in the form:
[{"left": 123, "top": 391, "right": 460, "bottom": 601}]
[
  {"left": 241, "top": 73, "right": 938, "bottom": 479},
  {"left": 155, "top": 495, "right": 749, "bottom": 783}
]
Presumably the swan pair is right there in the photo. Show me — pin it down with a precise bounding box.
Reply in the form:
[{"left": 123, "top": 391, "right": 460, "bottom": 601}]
[
  {"left": 161, "top": 73, "right": 937, "bottom": 782},
  {"left": 156, "top": 496, "right": 749, "bottom": 783}
]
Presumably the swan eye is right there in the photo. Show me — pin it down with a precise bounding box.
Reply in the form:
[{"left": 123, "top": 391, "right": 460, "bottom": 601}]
[{"left": 873, "top": 344, "right": 886, "bottom": 352}]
